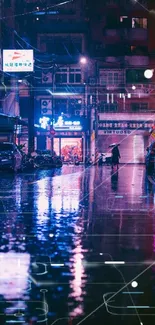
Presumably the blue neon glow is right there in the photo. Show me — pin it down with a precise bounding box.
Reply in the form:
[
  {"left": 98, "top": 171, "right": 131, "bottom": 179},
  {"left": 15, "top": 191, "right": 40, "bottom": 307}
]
[
  {"left": 53, "top": 115, "right": 81, "bottom": 130},
  {"left": 39, "top": 117, "right": 50, "bottom": 129}
]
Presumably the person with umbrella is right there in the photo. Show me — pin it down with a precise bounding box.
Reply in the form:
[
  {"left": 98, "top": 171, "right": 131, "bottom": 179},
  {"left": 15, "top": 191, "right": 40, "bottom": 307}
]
[{"left": 109, "top": 143, "right": 121, "bottom": 170}]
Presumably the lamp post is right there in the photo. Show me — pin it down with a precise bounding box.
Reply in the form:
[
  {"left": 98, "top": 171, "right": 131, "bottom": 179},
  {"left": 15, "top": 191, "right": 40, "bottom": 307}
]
[
  {"left": 50, "top": 65, "right": 56, "bottom": 154},
  {"left": 28, "top": 73, "right": 35, "bottom": 154},
  {"left": 80, "top": 56, "right": 98, "bottom": 164},
  {"left": 144, "top": 69, "right": 154, "bottom": 79}
]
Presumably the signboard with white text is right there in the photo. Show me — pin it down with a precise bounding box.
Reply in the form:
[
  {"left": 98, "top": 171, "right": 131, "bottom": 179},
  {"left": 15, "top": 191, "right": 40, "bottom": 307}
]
[
  {"left": 3, "top": 50, "right": 34, "bottom": 72},
  {"left": 53, "top": 115, "right": 83, "bottom": 131},
  {"left": 98, "top": 120, "right": 154, "bottom": 130}
]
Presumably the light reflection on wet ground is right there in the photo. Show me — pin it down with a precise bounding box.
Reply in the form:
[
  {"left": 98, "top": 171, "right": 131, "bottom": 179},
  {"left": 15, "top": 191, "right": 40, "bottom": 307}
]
[{"left": 0, "top": 165, "right": 155, "bottom": 324}]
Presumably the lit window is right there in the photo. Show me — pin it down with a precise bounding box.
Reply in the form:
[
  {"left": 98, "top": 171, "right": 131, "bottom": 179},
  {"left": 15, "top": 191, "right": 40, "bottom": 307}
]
[
  {"left": 132, "top": 18, "right": 147, "bottom": 29},
  {"left": 55, "top": 67, "right": 81, "bottom": 84},
  {"left": 120, "top": 16, "right": 128, "bottom": 22},
  {"left": 100, "top": 70, "right": 124, "bottom": 86}
]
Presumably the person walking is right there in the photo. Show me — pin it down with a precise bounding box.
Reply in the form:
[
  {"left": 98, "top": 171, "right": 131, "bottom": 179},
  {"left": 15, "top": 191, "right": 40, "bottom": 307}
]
[{"left": 111, "top": 145, "right": 121, "bottom": 170}]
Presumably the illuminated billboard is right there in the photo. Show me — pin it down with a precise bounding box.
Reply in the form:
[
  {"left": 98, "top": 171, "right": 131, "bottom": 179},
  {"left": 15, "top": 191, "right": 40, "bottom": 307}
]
[{"left": 3, "top": 49, "right": 34, "bottom": 72}]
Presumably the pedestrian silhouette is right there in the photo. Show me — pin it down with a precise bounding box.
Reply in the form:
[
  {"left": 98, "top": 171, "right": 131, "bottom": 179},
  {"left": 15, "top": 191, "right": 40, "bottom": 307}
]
[{"left": 111, "top": 145, "right": 121, "bottom": 170}]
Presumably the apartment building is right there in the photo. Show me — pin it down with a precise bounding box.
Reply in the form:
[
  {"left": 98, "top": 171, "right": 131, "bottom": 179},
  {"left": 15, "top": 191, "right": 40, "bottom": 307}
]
[
  {"left": 13, "top": 0, "right": 88, "bottom": 159},
  {"left": 87, "top": 0, "right": 155, "bottom": 163}
]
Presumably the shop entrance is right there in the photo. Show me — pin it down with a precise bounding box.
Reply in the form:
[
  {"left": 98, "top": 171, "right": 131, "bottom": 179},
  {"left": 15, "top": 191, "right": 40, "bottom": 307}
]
[
  {"left": 98, "top": 133, "right": 149, "bottom": 163},
  {"left": 53, "top": 137, "right": 83, "bottom": 162}
]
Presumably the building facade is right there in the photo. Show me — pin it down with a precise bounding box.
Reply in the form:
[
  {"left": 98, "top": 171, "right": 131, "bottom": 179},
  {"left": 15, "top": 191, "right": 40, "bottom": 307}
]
[
  {"left": 87, "top": 0, "right": 155, "bottom": 163},
  {"left": 15, "top": 0, "right": 90, "bottom": 159}
]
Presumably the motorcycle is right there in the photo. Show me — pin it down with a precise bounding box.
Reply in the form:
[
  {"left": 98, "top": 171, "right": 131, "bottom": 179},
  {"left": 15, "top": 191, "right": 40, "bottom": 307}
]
[{"left": 34, "top": 154, "right": 63, "bottom": 169}]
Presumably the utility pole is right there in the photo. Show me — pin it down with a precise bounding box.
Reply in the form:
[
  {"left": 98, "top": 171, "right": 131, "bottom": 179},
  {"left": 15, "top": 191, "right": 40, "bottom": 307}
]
[
  {"left": 28, "top": 73, "right": 35, "bottom": 154},
  {"left": 94, "top": 61, "right": 98, "bottom": 165},
  {"left": 50, "top": 64, "right": 56, "bottom": 153}
]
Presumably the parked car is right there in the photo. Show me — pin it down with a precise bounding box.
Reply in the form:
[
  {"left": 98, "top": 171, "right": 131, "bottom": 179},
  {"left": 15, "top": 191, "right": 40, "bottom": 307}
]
[
  {"left": 145, "top": 142, "right": 155, "bottom": 172},
  {"left": 0, "top": 142, "right": 22, "bottom": 172}
]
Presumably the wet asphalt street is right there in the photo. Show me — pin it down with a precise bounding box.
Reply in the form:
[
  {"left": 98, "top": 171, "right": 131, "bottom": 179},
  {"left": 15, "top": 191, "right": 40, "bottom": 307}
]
[{"left": 0, "top": 164, "right": 155, "bottom": 325}]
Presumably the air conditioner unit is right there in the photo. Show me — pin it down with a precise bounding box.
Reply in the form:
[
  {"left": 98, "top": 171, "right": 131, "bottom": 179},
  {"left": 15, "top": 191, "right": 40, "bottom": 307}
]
[
  {"left": 89, "top": 77, "right": 96, "bottom": 85},
  {"left": 75, "top": 110, "right": 82, "bottom": 116},
  {"left": 42, "top": 71, "right": 53, "bottom": 84},
  {"left": 41, "top": 99, "right": 52, "bottom": 115}
]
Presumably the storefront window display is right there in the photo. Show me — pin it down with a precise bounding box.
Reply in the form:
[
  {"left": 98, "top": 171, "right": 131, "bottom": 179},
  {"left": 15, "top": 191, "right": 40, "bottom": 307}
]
[{"left": 54, "top": 138, "right": 83, "bottom": 162}]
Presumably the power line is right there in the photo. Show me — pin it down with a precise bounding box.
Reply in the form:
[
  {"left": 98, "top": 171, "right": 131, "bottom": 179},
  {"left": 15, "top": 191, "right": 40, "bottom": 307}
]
[{"left": 0, "top": 0, "right": 74, "bottom": 21}]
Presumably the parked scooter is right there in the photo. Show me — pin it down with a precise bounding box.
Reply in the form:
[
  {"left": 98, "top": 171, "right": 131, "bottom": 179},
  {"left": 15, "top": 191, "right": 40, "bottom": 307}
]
[
  {"left": 21, "top": 153, "right": 36, "bottom": 171},
  {"left": 75, "top": 159, "right": 80, "bottom": 166},
  {"left": 98, "top": 154, "right": 104, "bottom": 166},
  {"left": 34, "top": 153, "right": 63, "bottom": 169},
  {"left": 85, "top": 156, "right": 93, "bottom": 167}
]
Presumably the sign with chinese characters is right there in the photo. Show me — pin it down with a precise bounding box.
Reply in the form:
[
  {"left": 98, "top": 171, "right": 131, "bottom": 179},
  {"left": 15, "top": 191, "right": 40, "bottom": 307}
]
[
  {"left": 98, "top": 130, "right": 132, "bottom": 135},
  {"left": 98, "top": 120, "right": 154, "bottom": 130},
  {"left": 3, "top": 50, "right": 34, "bottom": 72},
  {"left": 54, "top": 131, "right": 83, "bottom": 136},
  {"left": 53, "top": 115, "right": 83, "bottom": 131}
]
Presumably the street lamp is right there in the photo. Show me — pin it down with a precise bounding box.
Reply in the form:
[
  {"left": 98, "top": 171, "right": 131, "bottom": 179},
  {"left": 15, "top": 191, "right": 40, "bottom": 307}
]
[
  {"left": 80, "top": 56, "right": 88, "bottom": 65},
  {"left": 144, "top": 69, "right": 154, "bottom": 79},
  {"left": 79, "top": 55, "right": 98, "bottom": 163}
]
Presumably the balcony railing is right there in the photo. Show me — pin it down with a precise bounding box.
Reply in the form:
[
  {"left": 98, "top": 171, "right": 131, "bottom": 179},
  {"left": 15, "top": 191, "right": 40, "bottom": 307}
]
[
  {"left": 122, "top": 28, "right": 148, "bottom": 42},
  {"left": 125, "top": 56, "right": 149, "bottom": 66},
  {"left": 104, "top": 28, "right": 148, "bottom": 42},
  {"left": 104, "top": 29, "right": 121, "bottom": 41},
  {"left": 98, "top": 111, "right": 155, "bottom": 121}
]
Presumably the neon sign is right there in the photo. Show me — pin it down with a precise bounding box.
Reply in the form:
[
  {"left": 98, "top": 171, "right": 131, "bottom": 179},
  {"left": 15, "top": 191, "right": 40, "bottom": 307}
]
[
  {"left": 53, "top": 115, "right": 82, "bottom": 131},
  {"left": 39, "top": 116, "right": 50, "bottom": 129}
]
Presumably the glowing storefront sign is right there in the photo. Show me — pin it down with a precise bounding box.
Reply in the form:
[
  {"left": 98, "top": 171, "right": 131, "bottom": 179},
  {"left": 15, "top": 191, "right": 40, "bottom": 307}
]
[
  {"left": 98, "top": 121, "right": 154, "bottom": 130},
  {"left": 3, "top": 49, "right": 34, "bottom": 72},
  {"left": 53, "top": 115, "right": 82, "bottom": 131},
  {"left": 39, "top": 116, "right": 50, "bottom": 129}
]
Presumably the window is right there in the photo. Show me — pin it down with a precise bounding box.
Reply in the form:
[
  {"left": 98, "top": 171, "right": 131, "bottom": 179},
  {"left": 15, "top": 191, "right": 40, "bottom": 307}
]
[
  {"left": 131, "top": 45, "right": 148, "bottom": 55},
  {"left": 100, "top": 70, "right": 124, "bottom": 86},
  {"left": 55, "top": 73, "right": 67, "bottom": 83},
  {"left": 69, "top": 68, "right": 81, "bottom": 83},
  {"left": 120, "top": 16, "right": 128, "bottom": 22},
  {"left": 45, "top": 36, "right": 82, "bottom": 55},
  {"left": 99, "top": 102, "right": 118, "bottom": 112},
  {"left": 126, "top": 69, "right": 149, "bottom": 83},
  {"left": 132, "top": 18, "right": 147, "bottom": 29},
  {"left": 0, "top": 143, "right": 14, "bottom": 151},
  {"left": 68, "top": 98, "right": 82, "bottom": 114},
  {"left": 4, "top": 0, "right": 11, "bottom": 7},
  {"left": 131, "top": 103, "right": 148, "bottom": 111},
  {"left": 54, "top": 99, "right": 68, "bottom": 114},
  {"left": 106, "top": 14, "right": 119, "bottom": 28},
  {"left": 55, "top": 68, "right": 81, "bottom": 84}
]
